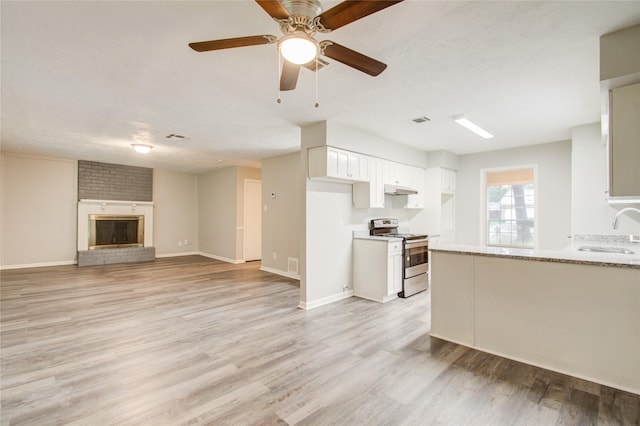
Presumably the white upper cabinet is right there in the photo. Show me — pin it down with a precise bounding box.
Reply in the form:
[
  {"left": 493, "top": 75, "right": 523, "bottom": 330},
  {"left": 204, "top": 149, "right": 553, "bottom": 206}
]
[
  {"left": 608, "top": 83, "right": 640, "bottom": 199},
  {"left": 383, "top": 161, "right": 412, "bottom": 186},
  {"left": 406, "top": 166, "right": 425, "bottom": 209},
  {"left": 353, "top": 157, "right": 385, "bottom": 209},
  {"left": 309, "top": 146, "right": 369, "bottom": 182},
  {"left": 440, "top": 168, "right": 456, "bottom": 194}
]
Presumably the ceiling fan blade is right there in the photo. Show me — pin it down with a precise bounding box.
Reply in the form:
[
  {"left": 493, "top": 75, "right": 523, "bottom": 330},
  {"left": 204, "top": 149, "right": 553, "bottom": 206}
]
[
  {"left": 255, "top": 0, "right": 291, "bottom": 20},
  {"left": 316, "top": 0, "right": 403, "bottom": 31},
  {"left": 321, "top": 41, "right": 387, "bottom": 76},
  {"left": 189, "top": 35, "right": 276, "bottom": 52},
  {"left": 280, "top": 60, "right": 300, "bottom": 91}
]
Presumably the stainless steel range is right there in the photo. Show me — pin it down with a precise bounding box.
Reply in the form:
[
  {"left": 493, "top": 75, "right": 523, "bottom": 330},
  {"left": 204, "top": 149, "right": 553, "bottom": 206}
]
[{"left": 369, "top": 218, "right": 429, "bottom": 298}]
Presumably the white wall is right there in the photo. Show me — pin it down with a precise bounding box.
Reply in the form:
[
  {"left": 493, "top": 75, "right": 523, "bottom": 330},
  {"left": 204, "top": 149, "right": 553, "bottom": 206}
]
[
  {"left": 261, "top": 153, "right": 301, "bottom": 278},
  {"left": 456, "top": 141, "right": 572, "bottom": 250},
  {"left": 153, "top": 169, "right": 199, "bottom": 256},
  {"left": 319, "top": 121, "right": 429, "bottom": 168},
  {"left": 1, "top": 153, "right": 77, "bottom": 268},
  {"left": 572, "top": 123, "right": 639, "bottom": 235}
]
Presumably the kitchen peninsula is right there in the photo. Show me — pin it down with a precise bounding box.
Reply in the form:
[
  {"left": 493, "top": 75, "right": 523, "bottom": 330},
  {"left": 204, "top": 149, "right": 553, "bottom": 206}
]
[{"left": 429, "top": 244, "right": 640, "bottom": 395}]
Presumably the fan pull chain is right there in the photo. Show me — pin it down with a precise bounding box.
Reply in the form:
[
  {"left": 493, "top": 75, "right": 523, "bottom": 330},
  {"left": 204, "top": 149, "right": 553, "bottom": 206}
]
[
  {"left": 276, "top": 47, "right": 282, "bottom": 104},
  {"left": 314, "top": 55, "right": 319, "bottom": 108}
]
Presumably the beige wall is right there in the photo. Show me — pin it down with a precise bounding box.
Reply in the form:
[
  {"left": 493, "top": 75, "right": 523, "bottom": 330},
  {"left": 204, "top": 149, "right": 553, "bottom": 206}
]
[
  {"left": 198, "top": 167, "right": 237, "bottom": 261},
  {"left": 197, "top": 166, "right": 261, "bottom": 262},
  {"left": 455, "top": 140, "right": 572, "bottom": 250},
  {"left": 1, "top": 153, "right": 77, "bottom": 268},
  {"left": 0, "top": 153, "right": 263, "bottom": 267},
  {"left": 260, "top": 153, "right": 301, "bottom": 278},
  {"left": 153, "top": 169, "right": 199, "bottom": 256}
]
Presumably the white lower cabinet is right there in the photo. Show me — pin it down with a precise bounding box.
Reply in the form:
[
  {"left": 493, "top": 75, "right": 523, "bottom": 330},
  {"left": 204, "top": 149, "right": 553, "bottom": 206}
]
[{"left": 353, "top": 238, "right": 403, "bottom": 303}]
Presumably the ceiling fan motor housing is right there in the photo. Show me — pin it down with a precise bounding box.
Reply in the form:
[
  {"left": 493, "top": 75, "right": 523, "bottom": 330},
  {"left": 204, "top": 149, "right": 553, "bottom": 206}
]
[
  {"left": 281, "top": 0, "right": 323, "bottom": 19},
  {"left": 278, "top": 0, "right": 324, "bottom": 36}
]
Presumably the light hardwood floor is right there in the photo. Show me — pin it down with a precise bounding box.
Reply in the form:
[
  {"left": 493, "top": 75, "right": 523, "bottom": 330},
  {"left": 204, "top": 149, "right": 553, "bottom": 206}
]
[{"left": 1, "top": 256, "right": 638, "bottom": 425}]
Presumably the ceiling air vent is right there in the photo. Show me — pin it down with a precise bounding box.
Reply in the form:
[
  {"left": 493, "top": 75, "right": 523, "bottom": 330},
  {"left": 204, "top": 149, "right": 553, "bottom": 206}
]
[
  {"left": 302, "top": 57, "right": 331, "bottom": 72},
  {"left": 165, "top": 133, "right": 186, "bottom": 139},
  {"left": 411, "top": 116, "right": 431, "bottom": 124}
]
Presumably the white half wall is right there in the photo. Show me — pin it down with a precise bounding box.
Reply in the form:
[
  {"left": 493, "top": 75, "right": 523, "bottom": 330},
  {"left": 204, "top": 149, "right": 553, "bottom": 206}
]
[
  {"left": 1, "top": 153, "right": 77, "bottom": 268},
  {"left": 456, "top": 141, "right": 572, "bottom": 250}
]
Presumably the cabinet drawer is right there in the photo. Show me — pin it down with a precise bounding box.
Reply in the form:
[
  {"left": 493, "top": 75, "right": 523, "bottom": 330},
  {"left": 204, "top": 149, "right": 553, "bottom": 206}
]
[{"left": 388, "top": 241, "right": 402, "bottom": 253}]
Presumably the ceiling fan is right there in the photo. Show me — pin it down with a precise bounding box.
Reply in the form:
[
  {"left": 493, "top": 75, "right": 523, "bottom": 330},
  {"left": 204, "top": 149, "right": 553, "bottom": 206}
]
[{"left": 189, "top": 0, "right": 404, "bottom": 91}]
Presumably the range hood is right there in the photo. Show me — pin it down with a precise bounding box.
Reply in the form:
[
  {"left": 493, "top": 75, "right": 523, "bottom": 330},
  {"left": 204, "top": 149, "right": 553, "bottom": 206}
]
[{"left": 384, "top": 184, "right": 418, "bottom": 196}]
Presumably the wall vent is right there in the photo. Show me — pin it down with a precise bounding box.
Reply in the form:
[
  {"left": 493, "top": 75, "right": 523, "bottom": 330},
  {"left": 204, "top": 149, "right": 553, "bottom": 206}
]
[{"left": 288, "top": 257, "right": 299, "bottom": 275}]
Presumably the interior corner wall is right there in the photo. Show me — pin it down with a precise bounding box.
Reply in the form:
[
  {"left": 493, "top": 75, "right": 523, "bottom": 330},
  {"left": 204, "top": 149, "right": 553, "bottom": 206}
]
[
  {"left": 153, "top": 169, "right": 199, "bottom": 256},
  {"left": 198, "top": 167, "right": 238, "bottom": 262},
  {"left": 455, "top": 140, "right": 572, "bottom": 250},
  {"left": 571, "top": 123, "right": 639, "bottom": 235},
  {"left": 261, "top": 153, "right": 301, "bottom": 277},
  {"left": 0, "top": 153, "right": 77, "bottom": 268}
]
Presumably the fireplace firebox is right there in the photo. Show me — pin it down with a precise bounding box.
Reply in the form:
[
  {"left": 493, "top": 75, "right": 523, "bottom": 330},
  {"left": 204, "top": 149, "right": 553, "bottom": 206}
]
[{"left": 88, "top": 214, "right": 144, "bottom": 250}]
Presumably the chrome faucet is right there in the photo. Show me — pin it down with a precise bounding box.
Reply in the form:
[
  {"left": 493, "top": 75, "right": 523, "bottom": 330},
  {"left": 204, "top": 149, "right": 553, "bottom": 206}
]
[{"left": 612, "top": 207, "right": 640, "bottom": 242}]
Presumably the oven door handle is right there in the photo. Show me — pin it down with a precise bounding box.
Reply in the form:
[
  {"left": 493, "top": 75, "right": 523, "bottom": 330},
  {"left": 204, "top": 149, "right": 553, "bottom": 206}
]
[{"left": 405, "top": 239, "right": 429, "bottom": 249}]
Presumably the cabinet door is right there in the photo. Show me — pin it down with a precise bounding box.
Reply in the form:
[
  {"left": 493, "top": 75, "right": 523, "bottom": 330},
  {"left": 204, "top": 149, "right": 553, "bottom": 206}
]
[
  {"left": 441, "top": 168, "right": 456, "bottom": 193},
  {"left": 325, "top": 147, "right": 340, "bottom": 177},
  {"left": 336, "top": 149, "right": 350, "bottom": 178},
  {"left": 609, "top": 83, "right": 640, "bottom": 197},
  {"left": 406, "top": 166, "right": 425, "bottom": 209},
  {"left": 348, "top": 153, "right": 369, "bottom": 182},
  {"left": 372, "top": 158, "right": 385, "bottom": 208},
  {"left": 386, "top": 242, "right": 403, "bottom": 296}
]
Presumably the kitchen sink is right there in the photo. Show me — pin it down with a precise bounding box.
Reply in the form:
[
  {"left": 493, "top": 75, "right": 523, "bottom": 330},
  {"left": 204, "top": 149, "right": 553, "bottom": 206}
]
[{"left": 578, "top": 245, "right": 636, "bottom": 255}]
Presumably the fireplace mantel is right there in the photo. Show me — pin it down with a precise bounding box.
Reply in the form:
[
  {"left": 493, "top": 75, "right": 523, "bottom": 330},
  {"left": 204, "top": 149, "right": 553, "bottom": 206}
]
[{"left": 78, "top": 199, "right": 154, "bottom": 251}]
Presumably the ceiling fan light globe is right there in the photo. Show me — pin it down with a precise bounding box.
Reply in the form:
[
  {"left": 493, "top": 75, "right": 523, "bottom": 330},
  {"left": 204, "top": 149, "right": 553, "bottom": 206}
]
[
  {"left": 131, "top": 144, "right": 153, "bottom": 154},
  {"left": 279, "top": 36, "right": 318, "bottom": 65}
]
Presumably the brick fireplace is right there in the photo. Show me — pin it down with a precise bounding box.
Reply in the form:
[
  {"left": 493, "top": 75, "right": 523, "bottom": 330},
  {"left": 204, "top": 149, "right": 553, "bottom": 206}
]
[{"left": 77, "top": 161, "right": 155, "bottom": 266}]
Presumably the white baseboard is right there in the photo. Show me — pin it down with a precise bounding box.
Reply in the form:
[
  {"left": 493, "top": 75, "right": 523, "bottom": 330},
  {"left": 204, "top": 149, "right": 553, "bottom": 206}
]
[
  {"left": 298, "top": 289, "right": 354, "bottom": 310},
  {"left": 0, "top": 260, "right": 77, "bottom": 270},
  {"left": 197, "top": 252, "right": 244, "bottom": 264},
  {"left": 155, "top": 251, "right": 199, "bottom": 258},
  {"left": 260, "top": 265, "right": 301, "bottom": 280}
]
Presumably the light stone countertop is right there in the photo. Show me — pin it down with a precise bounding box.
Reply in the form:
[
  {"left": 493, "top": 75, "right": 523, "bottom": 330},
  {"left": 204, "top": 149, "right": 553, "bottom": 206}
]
[
  {"left": 353, "top": 235, "right": 403, "bottom": 242},
  {"left": 429, "top": 242, "right": 640, "bottom": 269}
]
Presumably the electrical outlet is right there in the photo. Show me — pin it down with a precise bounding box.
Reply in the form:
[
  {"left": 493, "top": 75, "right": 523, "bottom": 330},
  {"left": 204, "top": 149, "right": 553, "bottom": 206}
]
[
  {"left": 178, "top": 241, "right": 183, "bottom": 246},
  {"left": 272, "top": 252, "right": 277, "bottom": 260}
]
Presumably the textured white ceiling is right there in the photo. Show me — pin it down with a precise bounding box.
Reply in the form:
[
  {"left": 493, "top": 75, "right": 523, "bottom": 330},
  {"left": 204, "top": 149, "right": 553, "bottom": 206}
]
[{"left": 2, "top": 1, "right": 640, "bottom": 173}]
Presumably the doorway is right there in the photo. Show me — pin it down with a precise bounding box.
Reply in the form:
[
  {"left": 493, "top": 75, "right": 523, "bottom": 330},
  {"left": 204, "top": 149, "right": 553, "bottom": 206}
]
[{"left": 243, "top": 179, "right": 262, "bottom": 261}]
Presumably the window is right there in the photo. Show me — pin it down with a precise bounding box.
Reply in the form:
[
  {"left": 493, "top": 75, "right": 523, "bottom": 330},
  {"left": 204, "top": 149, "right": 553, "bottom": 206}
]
[{"left": 485, "top": 168, "right": 535, "bottom": 248}]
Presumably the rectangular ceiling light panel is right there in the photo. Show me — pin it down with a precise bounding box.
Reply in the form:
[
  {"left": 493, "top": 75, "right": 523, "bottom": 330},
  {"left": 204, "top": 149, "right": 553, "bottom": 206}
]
[{"left": 454, "top": 115, "right": 494, "bottom": 139}]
